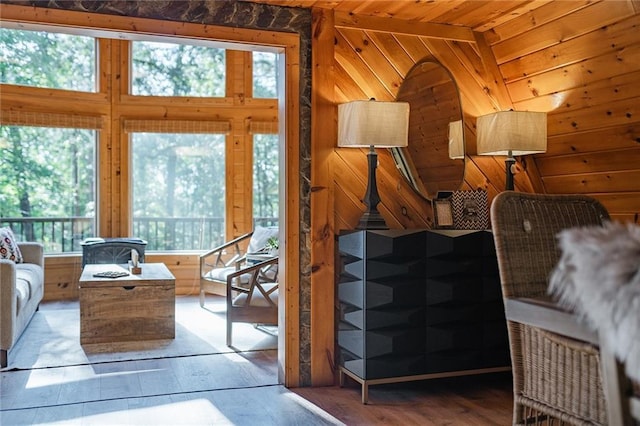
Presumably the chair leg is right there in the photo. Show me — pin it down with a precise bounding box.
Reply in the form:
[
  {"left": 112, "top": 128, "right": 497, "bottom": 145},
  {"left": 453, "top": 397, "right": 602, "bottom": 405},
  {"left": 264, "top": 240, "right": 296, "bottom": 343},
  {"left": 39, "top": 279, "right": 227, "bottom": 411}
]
[
  {"left": 227, "top": 320, "right": 232, "bottom": 347},
  {"left": 1, "top": 349, "right": 7, "bottom": 368},
  {"left": 199, "top": 290, "right": 205, "bottom": 308}
]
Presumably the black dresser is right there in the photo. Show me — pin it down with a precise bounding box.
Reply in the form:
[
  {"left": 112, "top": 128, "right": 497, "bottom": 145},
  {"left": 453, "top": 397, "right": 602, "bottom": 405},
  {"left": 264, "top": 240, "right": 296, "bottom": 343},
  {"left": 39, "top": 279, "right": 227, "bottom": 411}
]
[{"left": 337, "top": 229, "right": 509, "bottom": 403}]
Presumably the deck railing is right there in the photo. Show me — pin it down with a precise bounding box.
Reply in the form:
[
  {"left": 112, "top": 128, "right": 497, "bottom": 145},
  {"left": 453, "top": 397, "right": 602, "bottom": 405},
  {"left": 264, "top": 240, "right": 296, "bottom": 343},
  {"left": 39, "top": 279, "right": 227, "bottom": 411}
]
[{"left": 1, "top": 216, "right": 278, "bottom": 253}]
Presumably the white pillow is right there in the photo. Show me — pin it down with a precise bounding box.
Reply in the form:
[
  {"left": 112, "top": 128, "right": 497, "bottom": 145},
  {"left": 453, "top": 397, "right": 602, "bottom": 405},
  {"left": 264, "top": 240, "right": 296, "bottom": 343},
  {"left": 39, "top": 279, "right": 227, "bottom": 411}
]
[
  {"left": 247, "top": 226, "right": 278, "bottom": 254},
  {"left": 0, "top": 227, "right": 23, "bottom": 263}
]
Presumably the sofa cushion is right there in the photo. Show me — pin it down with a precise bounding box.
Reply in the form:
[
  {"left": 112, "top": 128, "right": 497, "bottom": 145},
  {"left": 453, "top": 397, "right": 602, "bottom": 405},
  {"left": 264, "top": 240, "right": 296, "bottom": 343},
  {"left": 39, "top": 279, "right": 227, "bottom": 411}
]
[
  {"left": 0, "top": 227, "right": 23, "bottom": 263},
  {"left": 16, "top": 263, "right": 43, "bottom": 297},
  {"left": 15, "top": 278, "right": 30, "bottom": 316}
]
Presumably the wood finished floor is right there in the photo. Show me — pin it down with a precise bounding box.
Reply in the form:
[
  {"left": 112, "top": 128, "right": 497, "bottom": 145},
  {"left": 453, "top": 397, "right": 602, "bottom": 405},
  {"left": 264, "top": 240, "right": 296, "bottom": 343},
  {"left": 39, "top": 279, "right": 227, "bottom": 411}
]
[{"left": 1, "top": 297, "right": 513, "bottom": 425}]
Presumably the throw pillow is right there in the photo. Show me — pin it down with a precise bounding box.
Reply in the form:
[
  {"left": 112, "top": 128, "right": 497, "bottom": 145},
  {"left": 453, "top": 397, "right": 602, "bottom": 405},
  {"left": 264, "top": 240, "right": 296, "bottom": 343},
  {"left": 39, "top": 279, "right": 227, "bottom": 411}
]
[
  {"left": 0, "top": 227, "right": 24, "bottom": 263},
  {"left": 548, "top": 221, "right": 640, "bottom": 382},
  {"left": 247, "top": 226, "right": 279, "bottom": 254}
]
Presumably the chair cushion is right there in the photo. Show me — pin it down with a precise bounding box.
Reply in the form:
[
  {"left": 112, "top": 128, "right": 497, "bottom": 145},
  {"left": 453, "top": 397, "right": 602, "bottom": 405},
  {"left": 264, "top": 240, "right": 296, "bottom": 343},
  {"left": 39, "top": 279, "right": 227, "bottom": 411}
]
[
  {"left": 0, "top": 227, "right": 23, "bottom": 263},
  {"left": 233, "top": 284, "right": 278, "bottom": 307},
  {"left": 247, "top": 226, "right": 278, "bottom": 254},
  {"left": 203, "top": 266, "right": 250, "bottom": 286}
]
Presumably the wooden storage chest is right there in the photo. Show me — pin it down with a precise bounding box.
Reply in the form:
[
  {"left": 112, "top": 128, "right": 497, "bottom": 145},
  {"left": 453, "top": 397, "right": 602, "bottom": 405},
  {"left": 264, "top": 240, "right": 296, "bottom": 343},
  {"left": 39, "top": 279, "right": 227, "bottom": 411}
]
[{"left": 79, "top": 263, "right": 175, "bottom": 344}]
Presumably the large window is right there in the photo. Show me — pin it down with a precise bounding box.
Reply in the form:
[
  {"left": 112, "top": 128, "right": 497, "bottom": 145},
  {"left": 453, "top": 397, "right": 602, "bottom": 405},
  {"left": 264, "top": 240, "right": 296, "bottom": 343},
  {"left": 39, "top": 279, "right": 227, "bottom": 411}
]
[
  {"left": 1, "top": 25, "right": 280, "bottom": 255},
  {"left": 131, "top": 40, "right": 225, "bottom": 97},
  {"left": 253, "top": 51, "right": 277, "bottom": 98},
  {"left": 131, "top": 133, "right": 225, "bottom": 251},
  {"left": 253, "top": 133, "right": 279, "bottom": 226},
  {"left": 0, "top": 28, "right": 96, "bottom": 92},
  {"left": 0, "top": 126, "right": 96, "bottom": 252}
]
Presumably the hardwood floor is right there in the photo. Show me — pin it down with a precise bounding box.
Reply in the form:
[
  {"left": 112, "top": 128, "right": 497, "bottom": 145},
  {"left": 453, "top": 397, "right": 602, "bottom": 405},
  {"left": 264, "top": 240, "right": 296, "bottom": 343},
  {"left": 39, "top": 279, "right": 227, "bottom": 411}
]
[
  {"left": 295, "top": 373, "right": 513, "bottom": 425},
  {"left": 1, "top": 297, "right": 513, "bottom": 425}
]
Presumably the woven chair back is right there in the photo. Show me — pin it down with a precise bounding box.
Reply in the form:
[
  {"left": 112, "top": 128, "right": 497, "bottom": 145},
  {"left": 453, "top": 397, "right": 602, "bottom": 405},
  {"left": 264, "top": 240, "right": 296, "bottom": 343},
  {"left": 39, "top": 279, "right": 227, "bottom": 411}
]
[{"left": 490, "top": 192, "right": 609, "bottom": 300}]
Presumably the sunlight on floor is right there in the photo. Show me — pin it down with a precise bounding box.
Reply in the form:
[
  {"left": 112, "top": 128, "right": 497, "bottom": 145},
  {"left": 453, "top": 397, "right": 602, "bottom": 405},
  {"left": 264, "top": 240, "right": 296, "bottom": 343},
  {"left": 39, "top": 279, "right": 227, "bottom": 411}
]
[
  {"left": 25, "top": 365, "right": 167, "bottom": 389},
  {"left": 67, "top": 398, "right": 232, "bottom": 425}
]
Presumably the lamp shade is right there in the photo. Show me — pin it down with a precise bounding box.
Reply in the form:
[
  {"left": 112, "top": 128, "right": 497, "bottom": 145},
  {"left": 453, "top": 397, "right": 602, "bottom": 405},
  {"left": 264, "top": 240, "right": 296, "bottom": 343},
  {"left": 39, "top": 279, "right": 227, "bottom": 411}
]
[
  {"left": 448, "top": 120, "right": 464, "bottom": 159},
  {"left": 476, "top": 111, "right": 547, "bottom": 156},
  {"left": 338, "top": 100, "right": 409, "bottom": 148}
]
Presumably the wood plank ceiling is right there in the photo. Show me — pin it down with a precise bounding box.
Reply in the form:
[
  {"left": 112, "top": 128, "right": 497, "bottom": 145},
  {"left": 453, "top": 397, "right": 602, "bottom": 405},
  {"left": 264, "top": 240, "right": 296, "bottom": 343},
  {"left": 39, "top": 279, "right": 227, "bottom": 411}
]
[{"left": 253, "top": 0, "right": 640, "bottom": 224}]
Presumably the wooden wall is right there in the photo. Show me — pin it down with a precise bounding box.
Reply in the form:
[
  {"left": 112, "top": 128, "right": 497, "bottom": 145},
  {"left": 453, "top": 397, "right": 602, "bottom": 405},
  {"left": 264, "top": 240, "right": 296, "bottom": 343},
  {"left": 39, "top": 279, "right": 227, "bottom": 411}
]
[
  {"left": 325, "top": 1, "right": 640, "bottom": 228},
  {"left": 309, "top": 3, "right": 640, "bottom": 385}
]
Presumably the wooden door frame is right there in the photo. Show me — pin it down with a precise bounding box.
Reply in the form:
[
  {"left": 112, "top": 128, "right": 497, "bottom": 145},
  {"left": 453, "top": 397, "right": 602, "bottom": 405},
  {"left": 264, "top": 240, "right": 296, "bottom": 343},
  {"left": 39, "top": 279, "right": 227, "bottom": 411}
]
[{"left": 0, "top": 4, "right": 301, "bottom": 387}]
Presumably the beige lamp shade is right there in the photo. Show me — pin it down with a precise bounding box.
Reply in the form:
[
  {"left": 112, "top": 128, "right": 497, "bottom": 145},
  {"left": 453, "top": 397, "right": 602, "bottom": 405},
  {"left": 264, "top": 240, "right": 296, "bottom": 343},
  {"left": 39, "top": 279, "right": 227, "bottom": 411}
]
[
  {"left": 338, "top": 100, "right": 410, "bottom": 148},
  {"left": 448, "top": 120, "right": 464, "bottom": 159},
  {"left": 476, "top": 111, "right": 547, "bottom": 156}
]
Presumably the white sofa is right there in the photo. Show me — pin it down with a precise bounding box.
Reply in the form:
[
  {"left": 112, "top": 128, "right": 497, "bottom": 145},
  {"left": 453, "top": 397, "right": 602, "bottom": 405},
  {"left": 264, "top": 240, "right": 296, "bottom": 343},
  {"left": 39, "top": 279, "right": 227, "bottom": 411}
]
[{"left": 1, "top": 242, "right": 44, "bottom": 368}]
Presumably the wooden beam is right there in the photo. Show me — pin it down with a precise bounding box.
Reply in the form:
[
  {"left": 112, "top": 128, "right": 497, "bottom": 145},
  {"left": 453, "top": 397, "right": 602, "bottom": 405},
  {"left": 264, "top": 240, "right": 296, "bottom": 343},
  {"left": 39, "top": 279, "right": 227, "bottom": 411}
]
[
  {"left": 0, "top": 4, "right": 299, "bottom": 48},
  {"left": 310, "top": 7, "right": 336, "bottom": 387},
  {"left": 280, "top": 33, "right": 301, "bottom": 389},
  {"left": 473, "top": 31, "right": 513, "bottom": 110},
  {"left": 334, "top": 11, "right": 475, "bottom": 42}
]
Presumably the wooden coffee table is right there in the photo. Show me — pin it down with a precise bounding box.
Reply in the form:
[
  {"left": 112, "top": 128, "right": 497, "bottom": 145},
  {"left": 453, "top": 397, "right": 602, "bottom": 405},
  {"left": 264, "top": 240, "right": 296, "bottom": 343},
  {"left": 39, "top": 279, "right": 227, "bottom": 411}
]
[{"left": 79, "top": 263, "right": 175, "bottom": 344}]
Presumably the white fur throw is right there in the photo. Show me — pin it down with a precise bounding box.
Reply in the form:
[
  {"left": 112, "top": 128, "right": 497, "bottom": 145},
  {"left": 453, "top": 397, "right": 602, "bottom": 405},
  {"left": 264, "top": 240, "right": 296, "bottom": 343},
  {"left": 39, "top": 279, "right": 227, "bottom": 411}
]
[{"left": 548, "top": 221, "right": 640, "bottom": 382}]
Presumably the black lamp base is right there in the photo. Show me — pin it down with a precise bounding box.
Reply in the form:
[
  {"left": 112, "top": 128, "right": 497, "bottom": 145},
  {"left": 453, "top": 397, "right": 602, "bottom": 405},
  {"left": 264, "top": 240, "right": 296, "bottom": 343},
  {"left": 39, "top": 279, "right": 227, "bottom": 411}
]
[
  {"left": 505, "top": 155, "right": 516, "bottom": 191},
  {"left": 357, "top": 146, "right": 389, "bottom": 230},
  {"left": 356, "top": 210, "right": 388, "bottom": 230}
]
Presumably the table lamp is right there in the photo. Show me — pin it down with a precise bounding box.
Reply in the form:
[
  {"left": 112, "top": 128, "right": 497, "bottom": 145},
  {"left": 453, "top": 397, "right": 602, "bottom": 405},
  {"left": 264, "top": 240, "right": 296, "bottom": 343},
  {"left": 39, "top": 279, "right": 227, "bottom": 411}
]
[
  {"left": 476, "top": 111, "right": 547, "bottom": 190},
  {"left": 448, "top": 120, "right": 465, "bottom": 160},
  {"left": 338, "top": 99, "right": 410, "bottom": 229}
]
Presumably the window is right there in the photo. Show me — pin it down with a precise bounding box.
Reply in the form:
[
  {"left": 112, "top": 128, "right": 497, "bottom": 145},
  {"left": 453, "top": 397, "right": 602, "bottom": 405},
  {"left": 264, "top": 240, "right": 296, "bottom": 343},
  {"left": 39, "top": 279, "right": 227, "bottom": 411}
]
[
  {"left": 0, "top": 28, "right": 96, "bottom": 92},
  {"left": 0, "top": 125, "right": 96, "bottom": 253},
  {"left": 252, "top": 51, "right": 277, "bottom": 98},
  {"left": 130, "top": 132, "right": 226, "bottom": 251},
  {"left": 131, "top": 40, "right": 225, "bottom": 97},
  {"left": 253, "top": 133, "right": 279, "bottom": 227},
  {"left": 2, "top": 24, "right": 280, "bottom": 255}
]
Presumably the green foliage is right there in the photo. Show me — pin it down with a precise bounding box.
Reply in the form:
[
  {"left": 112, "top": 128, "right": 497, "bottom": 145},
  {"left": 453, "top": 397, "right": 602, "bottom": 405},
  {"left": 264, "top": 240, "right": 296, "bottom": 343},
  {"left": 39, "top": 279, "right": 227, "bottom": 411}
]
[
  {"left": 253, "top": 51, "right": 277, "bottom": 98},
  {"left": 265, "top": 236, "right": 279, "bottom": 250},
  {"left": 131, "top": 40, "right": 225, "bottom": 97},
  {"left": 253, "top": 134, "right": 279, "bottom": 220},
  {"left": 131, "top": 133, "right": 225, "bottom": 218},
  {"left": 0, "top": 28, "right": 95, "bottom": 91},
  {"left": 0, "top": 126, "right": 95, "bottom": 218}
]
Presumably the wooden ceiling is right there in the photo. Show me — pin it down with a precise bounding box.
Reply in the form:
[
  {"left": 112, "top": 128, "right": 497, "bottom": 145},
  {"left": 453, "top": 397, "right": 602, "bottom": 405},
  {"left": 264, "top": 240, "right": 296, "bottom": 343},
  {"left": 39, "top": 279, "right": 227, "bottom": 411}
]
[{"left": 250, "top": 0, "right": 561, "bottom": 32}]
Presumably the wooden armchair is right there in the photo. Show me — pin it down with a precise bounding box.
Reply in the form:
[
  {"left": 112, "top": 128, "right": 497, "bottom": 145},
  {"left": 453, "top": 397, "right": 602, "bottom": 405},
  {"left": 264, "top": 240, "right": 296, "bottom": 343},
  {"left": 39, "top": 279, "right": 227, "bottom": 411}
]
[
  {"left": 225, "top": 256, "right": 279, "bottom": 347},
  {"left": 490, "top": 192, "right": 610, "bottom": 425},
  {"left": 199, "top": 226, "right": 278, "bottom": 307}
]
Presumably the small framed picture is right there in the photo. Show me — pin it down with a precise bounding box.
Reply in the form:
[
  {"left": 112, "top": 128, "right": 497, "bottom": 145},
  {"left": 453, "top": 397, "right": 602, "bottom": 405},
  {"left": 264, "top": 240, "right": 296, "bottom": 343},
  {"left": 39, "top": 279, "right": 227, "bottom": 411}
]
[
  {"left": 451, "top": 190, "right": 489, "bottom": 230},
  {"left": 433, "top": 199, "right": 454, "bottom": 228}
]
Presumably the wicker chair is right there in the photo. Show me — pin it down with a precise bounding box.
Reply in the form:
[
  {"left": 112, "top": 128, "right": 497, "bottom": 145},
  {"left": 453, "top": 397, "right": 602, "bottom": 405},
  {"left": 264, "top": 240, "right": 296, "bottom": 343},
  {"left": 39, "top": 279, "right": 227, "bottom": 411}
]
[
  {"left": 600, "top": 345, "right": 640, "bottom": 426},
  {"left": 490, "top": 192, "right": 610, "bottom": 425}
]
